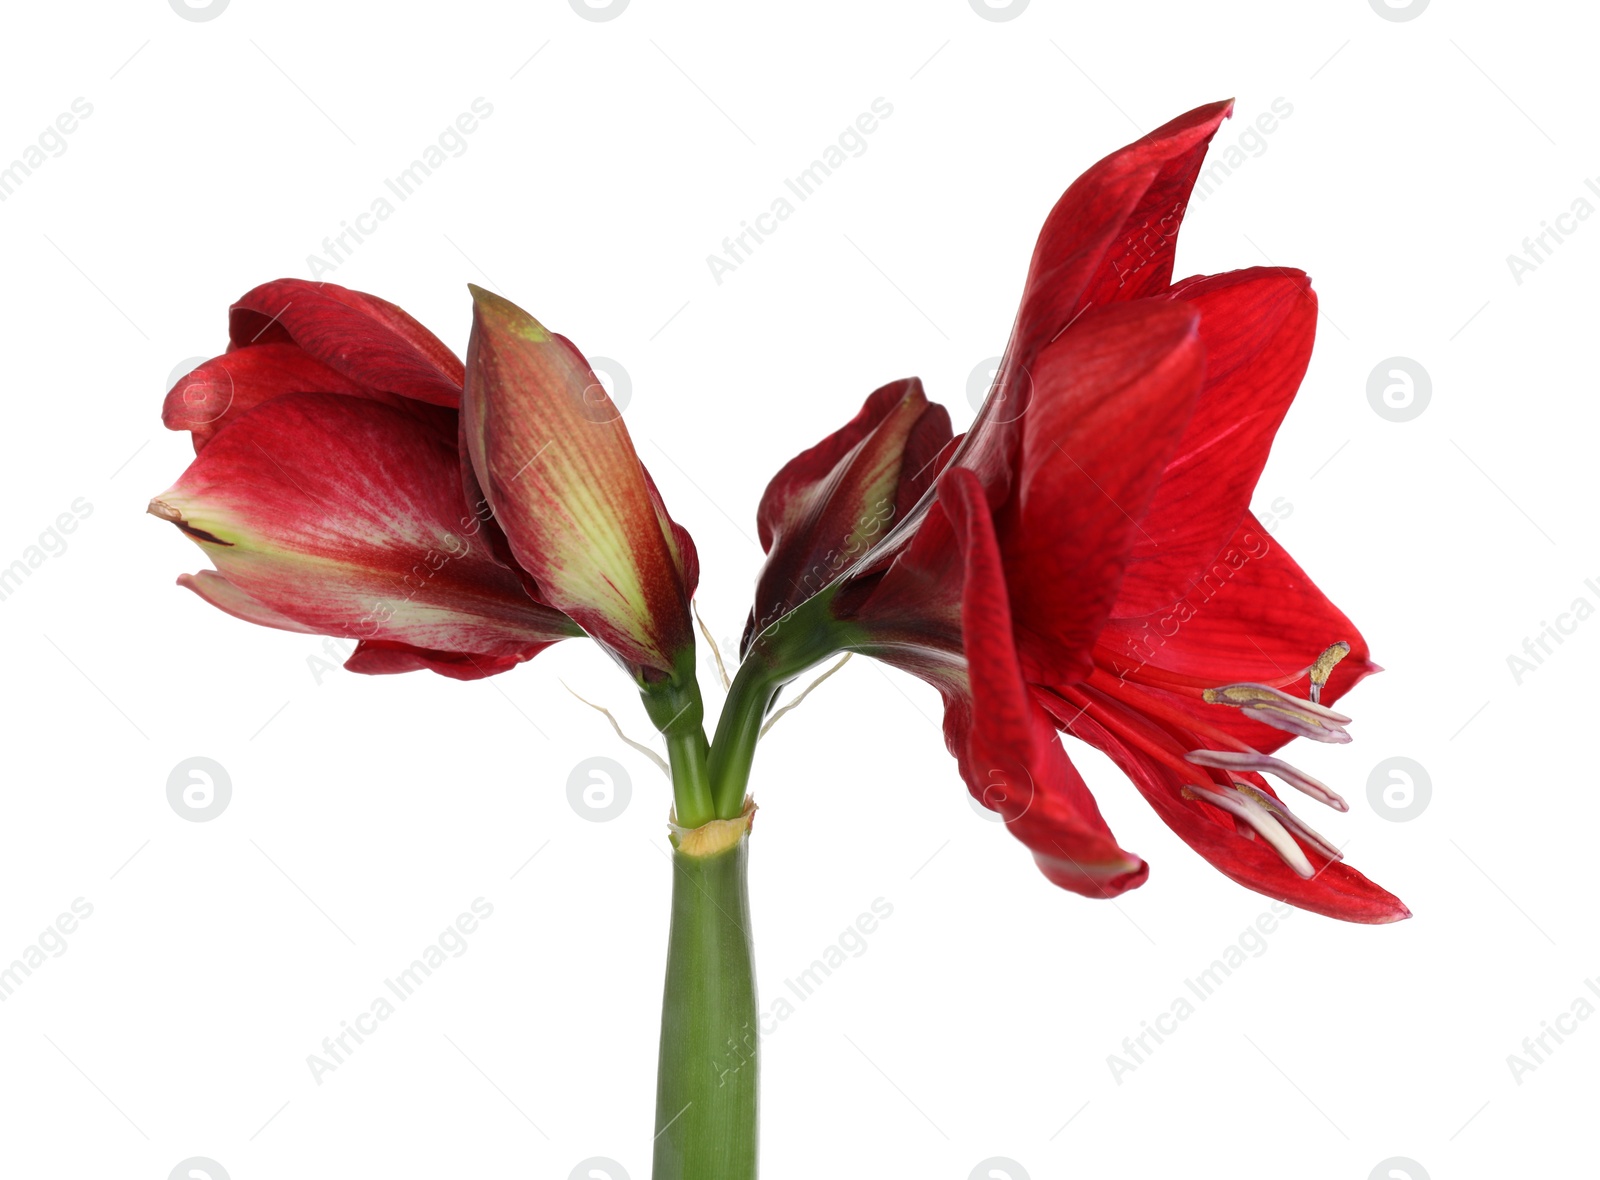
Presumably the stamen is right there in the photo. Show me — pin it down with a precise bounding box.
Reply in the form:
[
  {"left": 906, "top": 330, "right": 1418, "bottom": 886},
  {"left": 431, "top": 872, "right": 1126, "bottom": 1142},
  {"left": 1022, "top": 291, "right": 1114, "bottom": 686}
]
[
  {"left": 1202, "top": 683, "right": 1352, "bottom": 744},
  {"left": 1185, "top": 749, "right": 1348, "bottom": 812},
  {"left": 1185, "top": 783, "right": 1314, "bottom": 878},
  {"left": 1233, "top": 782, "right": 1343, "bottom": 863},
  {"left": 1307, "top": 641, "right": 1351, "bottom": 705}
]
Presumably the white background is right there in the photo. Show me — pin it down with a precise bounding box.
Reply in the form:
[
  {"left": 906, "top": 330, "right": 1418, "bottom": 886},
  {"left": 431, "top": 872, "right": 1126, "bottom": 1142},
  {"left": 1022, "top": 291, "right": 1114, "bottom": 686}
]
[{"left": 0, "top": 1, "right": 1592, "bottom": 1178}]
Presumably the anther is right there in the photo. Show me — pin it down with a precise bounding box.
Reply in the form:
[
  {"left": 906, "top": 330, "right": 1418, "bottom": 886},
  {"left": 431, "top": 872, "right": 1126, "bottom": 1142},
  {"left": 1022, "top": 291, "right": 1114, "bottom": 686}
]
[
  {"left": 1307, "top": 641, "right": 1351, "bottom": 705},
  {"left": 1202, "top": 683, "right": 1351, "bottom": 744},
  {"left": 1233, "top": 782, "right": 1343, "bottom": 863},
  {"left": 1185, "top": 783, "right": 1314, "bottom": 878}
]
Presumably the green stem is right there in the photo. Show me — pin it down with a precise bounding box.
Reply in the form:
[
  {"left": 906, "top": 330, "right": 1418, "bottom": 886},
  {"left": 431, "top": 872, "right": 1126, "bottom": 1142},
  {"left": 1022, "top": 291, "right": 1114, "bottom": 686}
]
[
  {"left": 650, "top": 588, "right": 857, "bottom": 1175},
  {"left": 665, "top": 729, "right": 714, "bottom": 829},
  {"left": 708, "top": 587, "right": 853, "bottom": 817},
  {"left": 708, "top": 660, "right": 777, "bottom": 819},
  {"left": 653, "top": 820, "right": 758, "bottom": 1180},
  {"left": 642, "top": 647, "right": 715, "bottom": 828}
]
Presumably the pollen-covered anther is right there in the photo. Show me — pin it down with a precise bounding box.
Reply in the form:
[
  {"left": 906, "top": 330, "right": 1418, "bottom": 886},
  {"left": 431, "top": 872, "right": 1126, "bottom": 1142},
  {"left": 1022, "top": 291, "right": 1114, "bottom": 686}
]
[
  {"left": 1307, "top": 641, "right": 1351, "bottom": 705},
  {"left": 1185, "top": 749, "right": 1348, "bottom": 811},
  {"left": 1232, "top": 781, "right": 1343, "bottom": 863},
  {"left": 1201, "top": 682, "right": 1352, "bottom": 744},
  {"left": 1186, "top": 782, "right": 1314, "bottom": 878}
]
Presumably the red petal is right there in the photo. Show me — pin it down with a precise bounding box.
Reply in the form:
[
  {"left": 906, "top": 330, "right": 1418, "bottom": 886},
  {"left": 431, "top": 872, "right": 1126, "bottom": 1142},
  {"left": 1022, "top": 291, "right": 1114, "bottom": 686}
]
[
  {"left": 944, "top": 467, "right": 1148, "bottom": 898},
  {"left": 163, "top": 342, "right": 389, "bottom": 450},
  {"left": 1051, "top": 690, "right": 1408, "bottom": 923},
  {"left": 177, "top": 569, "right": 320, "bottom": 634},
  {"left": 641, "top": 462, "right": 701, "bottom": 604},
  {"left": 1101, "top": 512, "right": 1375, "bottom": 751},
  {"left": 343, "top": 639, "right": 549, "bottom": 681},
  {"left": 462, "top": 287, "right": 695, "bottom": 675},
  {"left": 1114, "top": 268, "right": 1318, "bottom": 615},
  {"left": 925, "top": 103, "right": 1234, "bottom": 525},
  {"left": 152, "top": 393, "right": 577, "bottom": 665},
  {"left": 1013, "top": 101, "right": 1234, "bottom": 359},
  {"left": 1000, "top": 299, "right": 1205, "bottom": 683},
  {"left": 228, "top": 279, "right": 463, "bottom": 407},
  {"left": 749, "top": 378, "right": 951, "bottom": 646}
]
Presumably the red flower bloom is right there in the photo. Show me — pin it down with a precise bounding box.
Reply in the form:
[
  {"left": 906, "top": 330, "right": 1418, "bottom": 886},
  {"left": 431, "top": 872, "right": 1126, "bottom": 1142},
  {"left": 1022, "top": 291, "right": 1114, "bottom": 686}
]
[
  {"left": 151, "top": 279, "right": 697, "bottom": 682},
  {"left": 748, "top": 101, "right": 1407, "bottom": 923}
]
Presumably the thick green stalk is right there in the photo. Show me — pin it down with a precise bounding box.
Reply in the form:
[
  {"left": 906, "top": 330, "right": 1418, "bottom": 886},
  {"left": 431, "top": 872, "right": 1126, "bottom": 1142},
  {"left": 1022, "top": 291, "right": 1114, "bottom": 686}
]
[
  {"left": 653, "top": 814, "right": 759, "bottom": 1179},
  {"left": 650, "top": 590, "right": 856, "bottom": 1174}
]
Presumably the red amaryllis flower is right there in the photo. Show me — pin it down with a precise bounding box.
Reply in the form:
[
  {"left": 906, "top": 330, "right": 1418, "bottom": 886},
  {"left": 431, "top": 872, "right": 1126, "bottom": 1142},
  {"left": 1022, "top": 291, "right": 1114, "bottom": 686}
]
[
  {"left": 151, "top": 278, "right": 698, "bottom": 683},
  {"left": 746, "top": 101, "right": 1407, "bottom": 923}
]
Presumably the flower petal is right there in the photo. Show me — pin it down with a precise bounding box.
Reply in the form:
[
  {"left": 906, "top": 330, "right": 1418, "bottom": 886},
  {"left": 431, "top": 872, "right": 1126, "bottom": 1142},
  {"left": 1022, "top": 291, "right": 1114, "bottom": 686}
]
[
  {"left": 1113, "top": 267, "right": 1318, "bottom": 615},
  {"left": 1100, "top": 512, "right": 1375, "bottom": 751},
  {"left": 228, "top": 279, "right": 463, "bottom": 407},
  {"left": 163, "top": 342, "right": 386, "bottom": 450},
  {"left": 747, "top": 377, "right": 952, "bottom": 648},
  {"left": 943, "top": 466, "right": 1148, "bottom": 898},
  {"left": 853, "top": 102, "right": 1233, "bottom": 600},
  {"left": 461, "top": 286, "right": 695, "bottom": 675},
  {"left": 1000, "top": 299, "right": 1205, "bottom": 683},
  {"left": 1050, "top": 689, "right": 1408, "bottom": 923},
  {"left": 152, "top": 392, "right": 579, "bottom": 670},
  {"left": 947, "top": 101, "right": 1234, "bottom": 505},
  {"left": 177, "top": 569, "right": 321, "bottom": 634},
  {"left": 342, "top": 639, "right": 548, "bottom": 681}
]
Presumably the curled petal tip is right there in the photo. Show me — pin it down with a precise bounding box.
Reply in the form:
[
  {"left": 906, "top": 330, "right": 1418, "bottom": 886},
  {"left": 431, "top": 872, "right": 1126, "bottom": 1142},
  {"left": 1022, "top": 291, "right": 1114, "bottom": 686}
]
[{"left": 469, "top": 284, "right": 552, "bottom": 342}]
